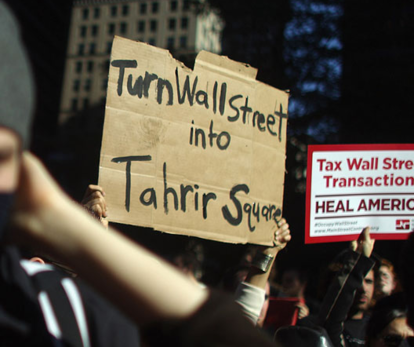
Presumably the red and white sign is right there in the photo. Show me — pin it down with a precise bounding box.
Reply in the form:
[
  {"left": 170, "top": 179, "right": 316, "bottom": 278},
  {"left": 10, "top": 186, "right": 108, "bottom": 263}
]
[{"left": 305, "top": 144, "right": 414, "bottom": 244}]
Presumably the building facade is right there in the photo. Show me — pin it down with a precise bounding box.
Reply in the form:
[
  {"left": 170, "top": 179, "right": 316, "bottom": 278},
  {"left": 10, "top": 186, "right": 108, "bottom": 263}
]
[{"left": 59, "top": 0, "right": 223, "bottom": 124}]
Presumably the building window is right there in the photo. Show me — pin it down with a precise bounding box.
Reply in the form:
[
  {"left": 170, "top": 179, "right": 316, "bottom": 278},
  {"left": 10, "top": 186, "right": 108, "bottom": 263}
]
[
  {"left": 150, "top": 20, "right": 157, "bottom": 32},
  {"left": 168, "top": 18, "right": 176, "bottom": 30},
  {"left": 170, "top": 0, "right": 178, "bottom": 11},
  {"left": 152, "top": 2, "right": 159, "bottom": 13},
  {"left": 149, "top": 38, "right": 156, "bottom": 46},
  {"left": 106, "top": 42, "right": 112, "bottom": 54},
  {"left": 181, "top": 17, "right": 189, "bottom": 30},
  {"left": 85, "top": 79, "right": 91, "bottom": 91},
  {"left": 102, "top": 78, "right": 108, "bottom": 90},
  {"left": 140, "top": 3, "right": 147, "bottom": 14},
  {"left": 71, "top": 98, "right": 78, "bottom": 111},
  {"left": 75, "top": 61, "right": 82, "bottom": 73},
  {"left": 89, "top": 43, "right": 96, "bottom": 55},
  {"left": 108, "top": 23, "right": 115, "bottom": 35},
  {"left": 83, "top": 98, "right": 90, "bottom": 109},
  {"left": 80, "top": 25, "right": 87, "bottom": 38},
  {"left": 110, "top": 6, "right": 118, "bottom": 17},
  {"left": 104, "top": 60, "right": 110, "bottom": 73},
  {"left": 167, "top": 37, "right": 174, "bottom": 49},
  {"left": 82, "top": 8, "right": 89, "bottom": 20},
  {"left": 120, "top": 22, "right": 128, "bottom": 34},
  {"left": 183, "top": 0, "right": 190, "bottom": 11},
  {"left": 91, "top": 25, "right": 98, "bottom": 37},
  {"left": 78, "top": 43, "right": 85, "bottom": 56},
  {"left": 122, "top": 5, "right": 129, "bottom": 16},
  {"left": 93, "top": 7, "right": 100, "bottom": 19},
  {"left": 87, "top": 61, "right": 94, "bottom": 72},
  {"left": 180, "top": 36, "right": 187, "bottom": 48},
  {"left": 73, "top": 80, "right": 80, "bottom": 92},
  {"left": 137, "top": 21, "right": 145, "bottom": 33}
]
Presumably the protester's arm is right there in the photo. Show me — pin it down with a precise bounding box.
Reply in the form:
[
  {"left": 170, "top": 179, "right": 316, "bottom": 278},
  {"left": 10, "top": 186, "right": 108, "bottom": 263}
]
[
  {"left": 244, "top": 218, "right": 290, "bottom": 289},
  {"left": 317, "top": 228, "right": 375, "bottom": 347},
  {"left": 11, "top": 152, "right": 208, "bottom": 326},
  {"left": 235, "top": 219, "right": 291, "bottom": 324}
]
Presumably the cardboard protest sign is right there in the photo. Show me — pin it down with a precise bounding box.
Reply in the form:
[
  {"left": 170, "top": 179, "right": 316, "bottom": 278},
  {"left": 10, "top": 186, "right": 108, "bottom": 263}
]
[
  {"left": 98, "top": 36, "right": 289, "bottom": 245},
  {"left": 306, "top": 144, "right": 414, "bottom": 244}
]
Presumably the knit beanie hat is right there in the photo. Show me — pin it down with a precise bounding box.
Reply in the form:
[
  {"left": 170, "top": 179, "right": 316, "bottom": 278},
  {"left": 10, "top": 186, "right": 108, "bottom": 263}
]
[{"left": 0, "top": 1, "right": 35, "bottom": 149}]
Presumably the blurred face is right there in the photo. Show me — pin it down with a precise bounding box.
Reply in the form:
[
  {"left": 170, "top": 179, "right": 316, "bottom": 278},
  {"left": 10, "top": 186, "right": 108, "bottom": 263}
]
[
  {"left": 370, "top": 317, "right": 414, "bottom": 347},
  {"left": 377, "top": 266, "right": 396, "bottom": 296},
  {"left": 354, "top": 269, "right": 375, "bottom": 313},
  {"left": 0, "top": 128, "right": 20, "bottom": 192},
  {"left": 282, "top": 270, "right": 305, "bottom": 297},
  {"left": 0, "top": 127, "right": 21, "bottom": 237}
]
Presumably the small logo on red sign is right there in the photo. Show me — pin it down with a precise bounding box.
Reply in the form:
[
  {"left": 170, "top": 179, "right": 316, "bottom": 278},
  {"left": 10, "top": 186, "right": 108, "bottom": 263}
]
[{"left": 396, "top": 219, "right": 411, "bottom": 230}]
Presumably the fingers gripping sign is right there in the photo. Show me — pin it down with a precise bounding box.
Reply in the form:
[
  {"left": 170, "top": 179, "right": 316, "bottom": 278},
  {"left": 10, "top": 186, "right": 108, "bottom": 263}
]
[
  {"left": 273, "top": 218, "right": 291, "bottom": 251},
  {"left": 350, "top": 226, "right": 375, "bottom": 258},
  {"left": 356, "top": 227, "right": 375, "bottom": 258},
  {"left": 81, "top": 184, "right": 109, "bottom": 228}
]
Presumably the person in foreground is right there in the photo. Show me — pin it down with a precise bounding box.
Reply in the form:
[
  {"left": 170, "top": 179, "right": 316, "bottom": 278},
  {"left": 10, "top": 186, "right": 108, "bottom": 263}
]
[
  {"left": 365, "top": 293, "right": 413, "bottom": 347},
  {"left": 317, "top": 227, "right": 376, "bottom": 347},
  {"left": 9, "top": 151, "right": 289, "bottom": 346}
]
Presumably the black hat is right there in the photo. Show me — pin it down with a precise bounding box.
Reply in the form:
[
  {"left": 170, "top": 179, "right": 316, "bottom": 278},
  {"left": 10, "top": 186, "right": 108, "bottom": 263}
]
[{"left": 0, "top": 1, "right": 35, "bottom": 148}]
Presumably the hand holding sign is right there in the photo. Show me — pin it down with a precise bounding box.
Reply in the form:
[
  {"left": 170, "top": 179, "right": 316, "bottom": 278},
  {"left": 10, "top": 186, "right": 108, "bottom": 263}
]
[
  {"left": 273, "top": 218, "right": 291, "bottom": 250},
  {"left": 81, "top": 184, "right": 108, "bottom": 228},
  {"left": 350, "top": 227, "right": 375, "bottom": 258}
]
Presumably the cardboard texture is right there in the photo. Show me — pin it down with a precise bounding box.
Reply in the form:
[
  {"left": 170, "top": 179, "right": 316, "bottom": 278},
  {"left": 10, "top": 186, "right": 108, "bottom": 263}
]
[{"left": 98, "top": 36, "right": 289, "bottom": 245}]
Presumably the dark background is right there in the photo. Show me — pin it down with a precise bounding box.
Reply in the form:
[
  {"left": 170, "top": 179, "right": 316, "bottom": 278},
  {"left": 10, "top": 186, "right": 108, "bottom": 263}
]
[{"left": 5, "top": 0, "right": 414, "bottom": 293}]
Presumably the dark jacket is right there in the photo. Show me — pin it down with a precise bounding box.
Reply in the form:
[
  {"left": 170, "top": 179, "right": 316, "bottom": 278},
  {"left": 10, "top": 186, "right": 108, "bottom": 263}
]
[
  {"left": 0, "top": 246, "right": 140, "bottom": 347},
  {"left": 317, "top": 250, "right": 375, "bottom": 347}
]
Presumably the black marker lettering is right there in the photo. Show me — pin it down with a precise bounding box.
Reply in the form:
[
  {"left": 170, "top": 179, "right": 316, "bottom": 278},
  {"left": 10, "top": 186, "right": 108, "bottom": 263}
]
[
  {"left": 194, "top": 184, "right": 199, "bottom": 211},
  {"left": 243, "top": 203, "right": 255, "bottom": 232},
  {"left": 180, "top": 184, "right": 194, "bottom": 212},
  {"left": 111, "top": 155, "right": 152, "bottom": 212},
  {"left": 262, "top": 205, "right": 270, "bottom": 221},
  {"left": 195, "top": 127, "right": 206, "bottom": 149},
  {"left": 274, "top": 104, "right": 288, "bottom": 142},
  {"left": 217, "top": 131, "right": 231, "bottom": 150},
  {"left": 241, "top": 97, "right": 252, "bottom": 124},
  {"left": 157, "top": 78, "right": 173, "bottom": 105},
  {"left": 140, "top": 188, "right": 157, "bottom": 209},
  {"left": 222, "top": 184, "right": 249, "bottom": 226},
  {"left": 273, "top": 207, "right": 282, "bottom": 222},
  {"left": 212, "top": 81, "right": 218, "bottom": 114},
  {"left": 196, "top": 90, "right": 209, "bottom": 109},
  {"left": 143, "top": 72, "right": 158, "bottom": 98},
  {"left": 253, "top": 111, "right": 266, "bottom": 132},
  {"left": 203, "top": 192, "right": 217, "bottom": 219},
  {"left": 175, "top": 68, "right": 198, "bottom": 105},
  {"left": 111, "top": 59, "right": 137, "bottom": 96},
  {"left": 228, "top": 95, "right": 242, "bottom": 122},
  {"left": 267, "top": 114, "right": 277, "bottom": 136},
  {"left": 219, "top": 83, "right": 227, "bottom": 115},
  {"left": 208, "top": 120, "right": 217, "bottom": 147},
  {"left": 163, "top": 162, "right": 178, "bottom": 214},
  {"left": 127, "top": 75, "right": 144, "bottom": 98},
  {"left": 252, "top": 203, "right": 260, "bottom": 223},
  {"left": 189, "top": 120, "right": 194, "bottom": 145}
]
